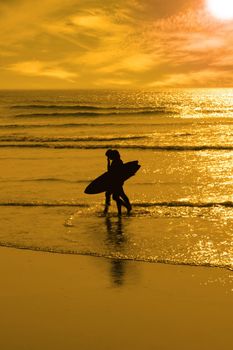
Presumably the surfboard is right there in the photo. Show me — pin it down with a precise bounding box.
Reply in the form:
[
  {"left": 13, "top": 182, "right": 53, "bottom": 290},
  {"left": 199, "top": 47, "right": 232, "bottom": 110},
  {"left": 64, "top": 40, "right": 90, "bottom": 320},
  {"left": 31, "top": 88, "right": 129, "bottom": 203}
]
[{"left": 84, "top": 161, "right": 140, "bottom": 194}]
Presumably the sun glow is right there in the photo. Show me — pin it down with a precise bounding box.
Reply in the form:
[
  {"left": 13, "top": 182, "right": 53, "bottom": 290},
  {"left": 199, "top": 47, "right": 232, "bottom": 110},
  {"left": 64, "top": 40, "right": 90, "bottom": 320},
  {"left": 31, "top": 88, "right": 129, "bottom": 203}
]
[{"left": 207, "top": 0, "right": 233, "bottom": 20}]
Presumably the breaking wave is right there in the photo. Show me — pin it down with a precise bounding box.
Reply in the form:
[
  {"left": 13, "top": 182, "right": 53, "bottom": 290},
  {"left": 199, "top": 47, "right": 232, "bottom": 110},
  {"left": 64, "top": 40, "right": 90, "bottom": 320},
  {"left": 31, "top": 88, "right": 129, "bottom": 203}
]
[
  {"left": 200, "top": 108, "right": 233, "bottom": 114},
  {"left": 1, "top": 200, "right": 233, "bottom": 208},
  {"left": 0, "top": 241, "right": 232, "bottom": 271},
  {"left": 0, "top": 201, "right": 88, "bottom": 207}
]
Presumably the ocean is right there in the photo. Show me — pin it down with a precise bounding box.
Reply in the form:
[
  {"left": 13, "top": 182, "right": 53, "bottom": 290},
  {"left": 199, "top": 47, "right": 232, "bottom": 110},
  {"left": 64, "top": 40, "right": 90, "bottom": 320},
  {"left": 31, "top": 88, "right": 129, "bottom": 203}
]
[{"left": 0, "top": 88, "right": 233, "bottom": 271}]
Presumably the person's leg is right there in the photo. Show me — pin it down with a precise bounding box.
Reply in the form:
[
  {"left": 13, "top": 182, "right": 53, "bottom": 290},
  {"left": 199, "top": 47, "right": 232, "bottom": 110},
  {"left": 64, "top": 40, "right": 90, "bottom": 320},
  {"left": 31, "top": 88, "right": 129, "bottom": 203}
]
[
  {"left": 112, "top": 192, "right": 124, "bottom": 216},
  {"left": 119, "top": 188, "right": 132, "bottom": 213},
  {"left": 105, "top": 191, "right": 111, "bottom": 206},
  {"left": 104, "top": 191, "right": 111, "bottom": 213},
  {"left": 116, "top": 198, "right": 122, "bottom": 216}
]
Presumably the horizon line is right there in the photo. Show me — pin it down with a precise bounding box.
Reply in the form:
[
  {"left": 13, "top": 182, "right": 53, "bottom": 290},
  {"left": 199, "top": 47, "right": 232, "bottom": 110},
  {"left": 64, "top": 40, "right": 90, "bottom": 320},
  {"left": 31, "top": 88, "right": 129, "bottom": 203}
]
[{"left": 1, "top": 87, "right": 233, "bottom": 91}]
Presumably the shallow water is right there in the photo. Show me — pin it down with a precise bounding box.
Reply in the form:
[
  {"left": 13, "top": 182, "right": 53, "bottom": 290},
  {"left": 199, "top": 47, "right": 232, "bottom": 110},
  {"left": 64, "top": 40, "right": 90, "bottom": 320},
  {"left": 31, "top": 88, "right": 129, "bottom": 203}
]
[{"left": 0, "top": 89, "right": 233, "bottom": 270}]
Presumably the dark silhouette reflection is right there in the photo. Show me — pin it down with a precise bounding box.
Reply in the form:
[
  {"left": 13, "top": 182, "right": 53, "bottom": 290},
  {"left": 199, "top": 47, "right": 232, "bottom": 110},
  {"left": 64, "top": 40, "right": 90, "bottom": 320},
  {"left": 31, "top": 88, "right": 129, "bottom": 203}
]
[{"left": 105, "top": 216, "right": 127, "bottom": 286}]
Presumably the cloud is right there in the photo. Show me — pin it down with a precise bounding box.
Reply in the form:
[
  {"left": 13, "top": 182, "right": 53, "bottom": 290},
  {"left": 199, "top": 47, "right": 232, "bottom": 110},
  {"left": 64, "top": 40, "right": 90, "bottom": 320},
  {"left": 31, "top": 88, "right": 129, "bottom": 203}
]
[
  {"left": 98, "top": 53, "right": 157, "bottom": 73},
  {"left": 148, "top": 68, "right": 233, "bottom": 88},
  {"left": 131, "top": 5, "right": 233, "bottom": 86},
  {"left": 1, "top": 0, "right": 233, "bottom": 88},
  {"left": 94, "top": 78, "right": 134, "bottom": 87},
  {"left": 7, "top": 60, "right": 77, "bottom": 81},
  {"left": 71, "top": 13, "right": 113, "bottom": 31},
  {"left": 212, "top": 54, "right": 233, "bottom": 68}
]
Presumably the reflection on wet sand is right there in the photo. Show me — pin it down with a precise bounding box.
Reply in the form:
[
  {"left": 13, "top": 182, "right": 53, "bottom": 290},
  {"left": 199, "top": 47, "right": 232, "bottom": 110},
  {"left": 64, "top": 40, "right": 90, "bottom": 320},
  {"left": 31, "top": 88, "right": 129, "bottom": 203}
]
[{"left": 105, "top": 216, "right": 127, "bottom": 286}]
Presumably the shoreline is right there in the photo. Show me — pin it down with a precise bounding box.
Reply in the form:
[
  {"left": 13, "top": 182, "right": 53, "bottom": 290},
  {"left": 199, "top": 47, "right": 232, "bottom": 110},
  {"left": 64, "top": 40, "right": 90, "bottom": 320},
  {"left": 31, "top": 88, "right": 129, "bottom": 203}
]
[
  {"left": 0, "top": 246, "right": 232, "bottom": 350},
  {"left": 0, "top": 243, "right": 232, "bottom": 272}
]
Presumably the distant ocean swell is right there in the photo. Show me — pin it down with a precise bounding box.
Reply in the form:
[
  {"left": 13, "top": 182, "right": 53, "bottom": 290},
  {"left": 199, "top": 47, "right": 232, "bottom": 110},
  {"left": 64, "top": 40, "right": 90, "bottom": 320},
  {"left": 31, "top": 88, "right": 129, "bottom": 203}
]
[
  {"left": 0, "top": 241, "right": 232, "bottom": 271},
  {"left": 0, "top": 122, "right": 199, "bottom": 129},
  {"left": 1, "top": 201, "right": 233, "bottom": 208},
  {"left": 11, "top": 104, "right": 111, "bottom": 110},
  {"left": 0, "top": 135, "right": 147, "bottom": 142},
  {"left": 10, "top": 104, "right": 167, "bottom": 111},
  {"left": 13, "top": 109, "right": 176, "bottom": 118},
  {"left": 1, "top": 178, "right": 89, "bottom": 184},
  {"left": 1, "top": 144, "right": 233, "bottom": 151},
  {"left": 10, "top": 104, "right": 233, "bottom": 114}
]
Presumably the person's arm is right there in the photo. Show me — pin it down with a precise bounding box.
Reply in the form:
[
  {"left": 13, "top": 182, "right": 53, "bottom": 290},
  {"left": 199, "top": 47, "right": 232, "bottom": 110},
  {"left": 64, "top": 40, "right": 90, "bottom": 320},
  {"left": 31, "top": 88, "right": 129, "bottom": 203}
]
[
  {"left": 104, "top": 156, "right": 111, "bottom": 212},
  {"left": 107, "top": 157, "right": 111, "bottom": 171}
]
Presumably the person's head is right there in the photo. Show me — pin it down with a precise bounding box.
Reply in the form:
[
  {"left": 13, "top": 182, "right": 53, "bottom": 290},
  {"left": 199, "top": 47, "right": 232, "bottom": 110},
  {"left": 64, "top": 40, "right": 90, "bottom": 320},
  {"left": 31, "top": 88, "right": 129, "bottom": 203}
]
[
  {"left": 105, "top": 149, "right": 120, "bottom": 160},
  {"left": 105, "top": 149, "right": 113, "bottom": 158},
  {"left": 110, "top": 150, "right": 120, "bottom": 160}
]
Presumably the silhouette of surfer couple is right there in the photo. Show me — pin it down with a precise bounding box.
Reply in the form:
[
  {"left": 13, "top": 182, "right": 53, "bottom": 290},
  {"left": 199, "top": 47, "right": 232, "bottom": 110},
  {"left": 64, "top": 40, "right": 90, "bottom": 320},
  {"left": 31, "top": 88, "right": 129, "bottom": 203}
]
[
  {"left": 84, "top": 149, "right": 140, "bottom": 216},
  {"left": 104, "top": 149, "right": 132, "bottom": 215}
]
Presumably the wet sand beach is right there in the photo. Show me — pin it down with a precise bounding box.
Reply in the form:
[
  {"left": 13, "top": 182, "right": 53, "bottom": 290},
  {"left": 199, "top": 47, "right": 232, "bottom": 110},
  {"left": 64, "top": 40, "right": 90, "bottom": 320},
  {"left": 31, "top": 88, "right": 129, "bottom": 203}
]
[{"left": 0, "top": 247, "right": 232, "bottom": 350}]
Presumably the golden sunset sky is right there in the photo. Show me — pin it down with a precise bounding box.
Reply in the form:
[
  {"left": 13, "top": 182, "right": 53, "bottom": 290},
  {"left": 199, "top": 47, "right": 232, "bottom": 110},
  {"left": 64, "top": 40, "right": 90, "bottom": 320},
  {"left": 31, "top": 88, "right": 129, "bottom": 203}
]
[{"left": 1, "top": 0, "right": 233, "bottom": 89}]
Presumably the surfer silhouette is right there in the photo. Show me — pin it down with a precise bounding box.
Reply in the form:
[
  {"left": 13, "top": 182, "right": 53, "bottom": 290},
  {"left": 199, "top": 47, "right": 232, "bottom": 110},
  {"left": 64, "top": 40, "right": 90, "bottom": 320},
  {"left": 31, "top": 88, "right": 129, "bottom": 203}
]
[
  {"left": 84, "top": 150, "right": 140, "bottom": 214},
  {"left": 104, "top": 149, "right": 132, "bottom": 216}
]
